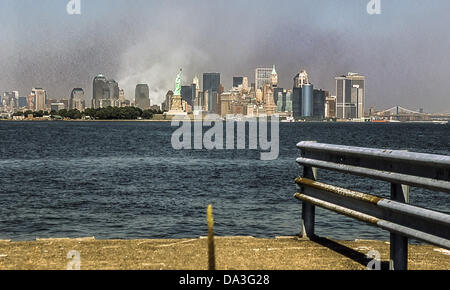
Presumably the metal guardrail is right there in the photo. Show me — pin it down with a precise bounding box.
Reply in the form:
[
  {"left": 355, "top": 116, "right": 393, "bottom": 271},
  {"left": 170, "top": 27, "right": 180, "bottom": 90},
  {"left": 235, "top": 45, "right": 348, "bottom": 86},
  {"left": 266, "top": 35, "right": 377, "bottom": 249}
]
[{"left": 295, "top": 141, "right": 450, "bottom": 270}]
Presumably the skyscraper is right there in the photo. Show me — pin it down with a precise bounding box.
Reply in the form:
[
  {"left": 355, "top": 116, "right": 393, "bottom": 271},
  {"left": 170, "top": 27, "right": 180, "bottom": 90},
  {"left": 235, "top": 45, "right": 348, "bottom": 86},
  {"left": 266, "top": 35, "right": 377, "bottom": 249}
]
[
  {"left": 92, "top": 74, "right": 107, "bottom": 109},
  {"left": 294, "top": 70, "right": 310, "bottom": 88},
  {"left": 270, "top": 65, "right": 278, "bottom": 88},
  {"left": 92, "top": 74, "right": 120, "bottom": 109},
  {"left": 302, "top": 84, "right": 314, "bottom": 117},
  {"left": 18, "top": 97, "right": 27, "bottom": 108},
  {"left": 292, "top": 69, "right": 311, "bottom": 119},
  {"left": 335, "top": 73, "right": 365, "bottom": 119},
  {"left": 276, "top": 89, "right": 293, "bottom": 113},
  {"left": 107, "top": 80, "right": 120, "bottom": 106},
  {"left": 181, "top": 85, "right": 196, "bottom": 107},
  {"left": 135, "top": 84, "right": 150, "bottom": 110},
  {"left": 292, "top": 88, "right": 302, "bottom": 119},
  {"left": 31, "top": 88, "right": 46, "bottom": 111},
  {"left": 203, "top": 73, "right": 220, "bottom": 113},
  {"left": 70, "top": 88, "right": 85, "bottom": 111},
  {"left": 273, "top": 87, "right": 284, "bottom": 105},
  {"left": 313, "top": 89, "right": 326, "bottom": 119},
  {"left": 233, "top": 77, "right": 243, "bottom": 88},
  {"left": 255, "top": 66, "right": 275, "bottom": 90}
]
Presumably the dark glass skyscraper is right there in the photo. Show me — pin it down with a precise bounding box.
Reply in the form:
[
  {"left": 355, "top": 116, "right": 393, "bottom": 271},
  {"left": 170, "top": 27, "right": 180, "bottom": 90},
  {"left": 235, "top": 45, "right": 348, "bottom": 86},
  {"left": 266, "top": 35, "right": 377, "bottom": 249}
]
[
  {"left": 313, "top": 89, "right": 326, "bottom": 119},
  {"left": 181, "top": 85, "right": 196, "bottom": 107},
  {"left": 92, "top": 74, "right": 107, "bottom": 109},
  {"left": 203, "top": 73, "right": 220, "bottom": 113},
  {"left": 292, "top": 88, "right": 302, "bottom": 119},
  {"left": 233, "top": 77, "right": 243, "bottom": 88},
  {"left": 92, "top": 74, "right": 119, "bottom": 109},
  {"left": 273, "top": 87, "right": 284, "bottom": 105},
  {"left": 302, "top": 84, "right": 314, "bottom": 117},
  {"left": 135, "top": 84, "right": 150, "bottom": 110}
]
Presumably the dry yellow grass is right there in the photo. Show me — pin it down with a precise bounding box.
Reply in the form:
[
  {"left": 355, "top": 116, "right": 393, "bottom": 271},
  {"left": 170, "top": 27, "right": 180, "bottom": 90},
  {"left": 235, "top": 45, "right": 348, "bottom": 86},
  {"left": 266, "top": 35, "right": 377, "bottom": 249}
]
[{"left": 0, "top": 237, "right": 448, "bottom": 270}]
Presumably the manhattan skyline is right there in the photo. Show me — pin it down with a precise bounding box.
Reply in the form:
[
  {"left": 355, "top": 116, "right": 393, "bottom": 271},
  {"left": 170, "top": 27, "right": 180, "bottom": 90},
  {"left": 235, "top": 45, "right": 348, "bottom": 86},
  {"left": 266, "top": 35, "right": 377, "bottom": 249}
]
[{"left": 1, "top": 0, "right": 450, "bottom": 113}]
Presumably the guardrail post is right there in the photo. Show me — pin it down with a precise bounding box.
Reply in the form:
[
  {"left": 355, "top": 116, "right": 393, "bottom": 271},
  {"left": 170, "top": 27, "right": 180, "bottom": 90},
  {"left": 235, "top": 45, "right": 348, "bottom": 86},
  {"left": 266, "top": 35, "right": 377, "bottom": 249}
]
[
  {"left": 390, "top": 183, "right": 410, "bottom": 270},
  {"left": 301, "top": 166, "right": 317, "bottom": 238}
]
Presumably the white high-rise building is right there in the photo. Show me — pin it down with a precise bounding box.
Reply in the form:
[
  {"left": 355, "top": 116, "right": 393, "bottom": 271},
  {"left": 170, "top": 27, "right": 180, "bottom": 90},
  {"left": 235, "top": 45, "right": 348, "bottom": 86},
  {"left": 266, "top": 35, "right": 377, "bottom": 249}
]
[{"left": 31, "top": 88, "right": 46, "bottom": 111}]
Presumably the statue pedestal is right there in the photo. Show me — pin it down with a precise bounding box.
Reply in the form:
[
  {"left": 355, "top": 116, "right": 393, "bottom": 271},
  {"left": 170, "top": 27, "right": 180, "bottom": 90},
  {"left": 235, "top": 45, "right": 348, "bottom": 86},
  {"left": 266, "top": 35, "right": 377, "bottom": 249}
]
[{"left": 167, "top": 95, "right": 187, "bottom": 116}]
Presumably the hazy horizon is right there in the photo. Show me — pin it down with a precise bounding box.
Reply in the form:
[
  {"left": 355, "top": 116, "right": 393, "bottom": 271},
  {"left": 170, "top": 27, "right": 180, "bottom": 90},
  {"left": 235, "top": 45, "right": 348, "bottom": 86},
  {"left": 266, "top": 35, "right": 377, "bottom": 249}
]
[{"left": 1, "top": 0, "right": 450, "bottom": 113}]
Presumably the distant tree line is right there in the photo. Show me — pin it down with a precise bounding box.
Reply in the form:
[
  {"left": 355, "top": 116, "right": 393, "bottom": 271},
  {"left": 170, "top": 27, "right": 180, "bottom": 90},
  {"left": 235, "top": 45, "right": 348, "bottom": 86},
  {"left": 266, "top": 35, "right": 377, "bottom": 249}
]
[{"left": 12, "top": 106, "right": 163, "bottom": 120}]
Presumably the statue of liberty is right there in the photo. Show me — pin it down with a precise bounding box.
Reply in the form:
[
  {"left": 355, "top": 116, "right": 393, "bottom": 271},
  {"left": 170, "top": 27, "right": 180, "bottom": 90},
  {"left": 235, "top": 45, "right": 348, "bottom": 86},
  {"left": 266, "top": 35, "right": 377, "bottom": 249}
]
[
  {"left": 168, "top": 68, "right": 184, "bottom": 114},
  {"left": 174, "top": 68, "right": 182, "bottom": 96}
]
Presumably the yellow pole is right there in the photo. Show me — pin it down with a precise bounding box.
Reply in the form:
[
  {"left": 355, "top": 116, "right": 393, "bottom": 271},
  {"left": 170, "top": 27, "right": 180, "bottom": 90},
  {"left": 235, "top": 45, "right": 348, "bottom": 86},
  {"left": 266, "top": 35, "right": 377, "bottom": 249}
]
[{"left": 207, "top": 205, "right": 216, "bottom": 270}]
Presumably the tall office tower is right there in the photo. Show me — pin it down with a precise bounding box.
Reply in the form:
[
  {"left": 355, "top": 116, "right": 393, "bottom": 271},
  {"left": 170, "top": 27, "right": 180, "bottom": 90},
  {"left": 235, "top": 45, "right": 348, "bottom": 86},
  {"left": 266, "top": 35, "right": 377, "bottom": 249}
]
[
  {"left": 107, "top": 80, "right": 120, "bottom": 107},
  {"left": 270, "top": 65, "right": 278, "bottom": 88},
  {"left": 70, "top": 88, "right": 85, "bottom": 111},
  {"left": 193, "top": 76, "right": 201, "bottom": 101},
  {"left": 233, "top": 77, "right": 244, "bottom": 88},
  {"left": 92, "top": 74, "right": 107, "bottom": 109},
  {"left": 313, "top": 89, "right": 326, "bottom": 119},
  {"left": 285, "top": 91, "right": 293, "bottom": 113},
  {"left": 27, "top": 93, "right": 35, "bottom": 110},
  {"left": 135, "top": 84, "right": 150, "bottom": 110},
  {"left": 263, "top": 84, "right": 276, "bottom": 115},
  {"left": 294, "top": 70, "right": 310, "bottom": 88},
  {"left": 276, "top": 89, "right": 293, "bottom": 113},
  {"left": 302, "top": 84, "right": 314, "bottom": 117},
  {"left": 203, "top": 73, "right": 220, "bottom": 113},
  {"left": 335, "top": 72, "right": 365, "bottom": 119},
  {"left": 276, "top": 91, "right": 284, "bottom": 113},
  {"left": 325, "top": 96, "right": 337, "bottom": 118},
  {"left": 162, "top": 90, "right": 173, "bottom": 112},
  {"left": 92, "top": 74, "right": 120, "bottom": 108},
  {"left": 193, "top": 76, "right": 200, "bottom": 90},
  {"left": 203, "top": 90, "right": 209, "bottom": 112},
  {"left": 12, "top": 91, "right": 19, "bottom": 108},
  {"left": 18, "top": 97, "right": 27, "bottom": 108},
  {"left": 255, "top": 67, "right": 274, "bottom": 90},
  {"left": 181, "top": 85, "right": 196, "bottom": 107},
  {"left": 273, "top": 87, "right": 284, "bottom": 105},
  {"left": 256, "top": 89, "right": 263, "bottom": 103},
  {"left": 119, "top": 89, "right": 125, "bottom": 102},
  {"left": 31, "top": 88, "right": 46, "bottom": 111},
  {"left": 195, "top": 91, "right": 204, "bottom": 109},
  {"left": 292, "top": 88, "right": 302, "bottom": 119},
  {"left": 242, "top": 77, "right": 249, "bottom": 92},
  {"left": 2, "top": 92, "right": 17, "bottom": 109}
]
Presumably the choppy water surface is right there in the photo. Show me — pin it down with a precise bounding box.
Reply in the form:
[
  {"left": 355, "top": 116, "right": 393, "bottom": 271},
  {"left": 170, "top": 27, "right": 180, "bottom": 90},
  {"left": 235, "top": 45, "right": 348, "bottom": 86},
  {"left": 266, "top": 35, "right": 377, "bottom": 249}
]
[{"left": 0, "top": 121, "right": 448, "bottom": 241}]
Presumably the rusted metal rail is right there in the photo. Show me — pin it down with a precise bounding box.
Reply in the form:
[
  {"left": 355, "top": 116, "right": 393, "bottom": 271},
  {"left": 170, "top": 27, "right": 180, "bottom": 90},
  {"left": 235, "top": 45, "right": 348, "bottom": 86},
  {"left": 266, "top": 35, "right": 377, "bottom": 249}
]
[{"left": 295, "top": 141, "right": 450, "bottom": 270}]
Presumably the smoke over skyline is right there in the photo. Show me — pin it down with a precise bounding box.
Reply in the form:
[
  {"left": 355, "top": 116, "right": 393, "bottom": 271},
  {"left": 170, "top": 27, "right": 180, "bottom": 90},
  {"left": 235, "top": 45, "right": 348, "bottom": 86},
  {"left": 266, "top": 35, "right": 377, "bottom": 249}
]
[{"left": 1, "top": 0, "right": 450, "bottom": 113}]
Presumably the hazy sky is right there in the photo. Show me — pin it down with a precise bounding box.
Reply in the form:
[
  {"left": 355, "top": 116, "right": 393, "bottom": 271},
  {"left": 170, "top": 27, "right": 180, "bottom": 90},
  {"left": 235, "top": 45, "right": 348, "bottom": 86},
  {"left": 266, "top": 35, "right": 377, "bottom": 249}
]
[{"left": 1, "top": 0, "right": 449, "bottom": 112}]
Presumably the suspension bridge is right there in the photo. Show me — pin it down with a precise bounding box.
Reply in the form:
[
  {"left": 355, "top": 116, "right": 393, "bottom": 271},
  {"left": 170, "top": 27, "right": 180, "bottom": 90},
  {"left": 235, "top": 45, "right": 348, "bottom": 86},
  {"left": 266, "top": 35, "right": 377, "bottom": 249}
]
[{"left": 375, "top": 106, "right": 449, "bottom": 121}]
